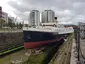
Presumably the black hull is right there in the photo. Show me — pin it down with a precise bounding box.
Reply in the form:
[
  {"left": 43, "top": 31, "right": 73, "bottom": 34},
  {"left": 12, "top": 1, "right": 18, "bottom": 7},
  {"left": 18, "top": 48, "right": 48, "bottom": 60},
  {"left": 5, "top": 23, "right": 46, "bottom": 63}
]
[{"left": 23, "top": 31, "right": 64, "bottom": 48}]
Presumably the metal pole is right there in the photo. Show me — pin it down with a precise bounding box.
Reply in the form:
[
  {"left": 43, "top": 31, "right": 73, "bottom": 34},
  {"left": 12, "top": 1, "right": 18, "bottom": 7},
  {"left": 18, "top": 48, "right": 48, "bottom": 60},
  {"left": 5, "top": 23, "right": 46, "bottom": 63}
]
[
  {"left": 78, "top": 28, "right": 80, "bottom": 61},
  {"left": 77, "top": 27, "right": 80, "bottom": 64}
]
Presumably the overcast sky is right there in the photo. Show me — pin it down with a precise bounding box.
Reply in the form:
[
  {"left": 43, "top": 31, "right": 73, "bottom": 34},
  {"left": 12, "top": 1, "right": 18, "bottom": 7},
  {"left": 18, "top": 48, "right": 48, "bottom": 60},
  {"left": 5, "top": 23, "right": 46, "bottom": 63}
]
[{"left": 0, "top": 0, "right": 85, "bottom": 24}]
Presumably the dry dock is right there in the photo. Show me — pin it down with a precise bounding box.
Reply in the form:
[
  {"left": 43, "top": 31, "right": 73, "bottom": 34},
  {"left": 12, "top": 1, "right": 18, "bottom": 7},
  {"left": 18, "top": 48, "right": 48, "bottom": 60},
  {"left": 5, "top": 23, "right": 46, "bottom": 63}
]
[{"left": 0, "top": 33, "right": 74, "bottom": 64}]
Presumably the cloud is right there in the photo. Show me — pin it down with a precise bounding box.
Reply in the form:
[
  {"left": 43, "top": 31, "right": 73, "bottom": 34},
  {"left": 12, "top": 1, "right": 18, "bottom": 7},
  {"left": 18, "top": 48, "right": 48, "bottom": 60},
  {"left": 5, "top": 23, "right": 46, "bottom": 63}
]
[{"left": 7, "top": 0, "right": 85, "bottom": 24}]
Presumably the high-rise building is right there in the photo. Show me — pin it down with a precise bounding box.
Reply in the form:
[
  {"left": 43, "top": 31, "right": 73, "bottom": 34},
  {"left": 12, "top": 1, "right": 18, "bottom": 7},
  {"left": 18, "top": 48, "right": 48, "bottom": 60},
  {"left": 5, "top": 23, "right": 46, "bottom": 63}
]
[
  {"left": 2, "top": 11, "right": 8, "bottom": 23},
  {"left": 8, "top": 17, "right": 15, "bottom": 24},
  {"left": 0, "top": 6, "right": 2, "bottom": 18},
  {"left": 42, "top": 10, "right": 55, "bottom": 23},
  {"left": 28, "top": 10, "right": 40, "bottom": 26},
  {"left": 0, "top": 7, "right": 8, "bottom": 23},
  {"left": 10, "top": 17, "right": 16, "bottom": 22}
]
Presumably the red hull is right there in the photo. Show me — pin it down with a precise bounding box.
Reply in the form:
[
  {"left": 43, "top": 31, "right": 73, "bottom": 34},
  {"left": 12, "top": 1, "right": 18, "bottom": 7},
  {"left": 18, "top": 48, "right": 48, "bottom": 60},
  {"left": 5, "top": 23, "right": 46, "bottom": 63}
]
[{"left": 24, "top": 36, "right": 63, "bottom": 49}]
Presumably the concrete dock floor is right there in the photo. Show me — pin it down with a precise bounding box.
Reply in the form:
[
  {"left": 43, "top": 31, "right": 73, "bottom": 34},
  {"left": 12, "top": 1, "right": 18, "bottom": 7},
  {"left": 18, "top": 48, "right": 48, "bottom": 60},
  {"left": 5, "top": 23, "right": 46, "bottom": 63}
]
[{"left": 0, "top": 49, "right": 28, "bottom": 64}]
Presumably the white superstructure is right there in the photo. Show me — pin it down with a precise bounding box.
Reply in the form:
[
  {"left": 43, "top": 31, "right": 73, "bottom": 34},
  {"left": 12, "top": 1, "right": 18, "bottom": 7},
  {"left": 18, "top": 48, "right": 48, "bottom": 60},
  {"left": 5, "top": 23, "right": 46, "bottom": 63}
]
[
  {"left": 23, "top": 26, "right": 74, "bottom": 34},
  {"left": 23, "top": 22, "right": 74, "bottom": 34}
]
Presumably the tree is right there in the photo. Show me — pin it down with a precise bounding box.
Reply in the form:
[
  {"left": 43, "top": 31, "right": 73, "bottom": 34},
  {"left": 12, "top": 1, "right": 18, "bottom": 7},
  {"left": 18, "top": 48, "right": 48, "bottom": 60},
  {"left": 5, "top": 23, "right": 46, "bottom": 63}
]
[
  {"left": 8, "top": 17, "right": 16, "bottom": 28},
  {"left": 18, "top": 23, "right": 23, "bottom": 29},
  {"left": 24, "top": 24, "right": 28, "bottom": 27},
  {"left": 0, "top": 19, "right": 5, "bottom": 28},
  {"left": 9, "top": 22, "right": 15, "bottom": 28}
]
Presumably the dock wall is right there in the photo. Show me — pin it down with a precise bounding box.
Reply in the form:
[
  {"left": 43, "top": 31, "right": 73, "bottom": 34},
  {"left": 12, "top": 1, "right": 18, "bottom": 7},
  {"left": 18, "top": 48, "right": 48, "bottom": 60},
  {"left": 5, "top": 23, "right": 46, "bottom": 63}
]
[{"left": 0, "top": 32, "right": 23, "bottom": 51}]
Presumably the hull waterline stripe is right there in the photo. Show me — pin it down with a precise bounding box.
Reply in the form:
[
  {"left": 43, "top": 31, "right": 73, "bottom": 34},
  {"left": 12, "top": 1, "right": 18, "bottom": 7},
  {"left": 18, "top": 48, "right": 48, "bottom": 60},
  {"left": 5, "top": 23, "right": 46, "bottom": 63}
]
[{"left": 24, "top": 36, "right": 64, "bottom": 48}]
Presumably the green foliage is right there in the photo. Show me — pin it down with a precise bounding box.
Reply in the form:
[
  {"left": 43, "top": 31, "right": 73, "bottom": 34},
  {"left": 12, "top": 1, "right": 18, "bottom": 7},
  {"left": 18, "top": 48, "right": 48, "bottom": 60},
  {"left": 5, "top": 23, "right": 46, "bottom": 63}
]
[
  {"left": 23, "top": 45, "right": 56, "bottom": 64},
  {"left": 24, "top": 52, "right": 45, "bottom": 64},
  {"left": 24, "top": 24, "right": 28, "bottom": 27},
  {"left": 0, "top": 46, "right": 24, "bottom": 55},
  {"left": 9, "top": 23, "right": 15, "bottom": 28},
  {"left": 17, "top": 23, "right": 23, "bottom": 29},
  {"left": 0, "top": 19, "right": 6, "bottom": 28}
]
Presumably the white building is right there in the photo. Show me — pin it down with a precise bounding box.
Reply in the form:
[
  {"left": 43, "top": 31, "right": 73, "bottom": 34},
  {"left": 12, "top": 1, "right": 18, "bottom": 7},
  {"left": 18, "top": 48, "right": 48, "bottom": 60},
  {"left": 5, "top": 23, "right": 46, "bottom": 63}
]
[
  {"left": 42, "top": 10, "right": 55, "bottom": 23},
  {"left": 28, "top": 10, "right": 40, "bottom": 26},
  {"left": 8, "top": 17, "right": 16, "bottom": 24},
  {"left": 10, "top": 17, "right": 16, "bottom": 22},
  {"left": 78, "top": 22, "right": 85, "bottom": 39},
  {"left": 2, "top": 11, "right": 8, "bottom": 23}
]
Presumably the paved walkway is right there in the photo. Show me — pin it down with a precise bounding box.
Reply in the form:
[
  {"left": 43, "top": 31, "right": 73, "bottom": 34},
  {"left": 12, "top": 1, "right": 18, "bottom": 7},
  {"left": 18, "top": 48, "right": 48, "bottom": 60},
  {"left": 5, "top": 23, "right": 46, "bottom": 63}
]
[
  {"left": 80, "top": 39, "right": 85, "bottom": 56},
  {"left": 79, "top": 39, "right": 85, "bottom": 64},
  {"left": 70, "top": 39, "right": 77, "bottom": 64},
  {"left": 70, "top": 39, "right": 85, "bottom": 64}
]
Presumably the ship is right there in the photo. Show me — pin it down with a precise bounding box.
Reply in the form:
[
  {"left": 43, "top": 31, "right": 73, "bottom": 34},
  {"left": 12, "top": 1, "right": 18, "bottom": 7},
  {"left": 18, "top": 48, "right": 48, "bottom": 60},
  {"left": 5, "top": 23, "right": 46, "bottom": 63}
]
[
  {"left": 23, "top": 10, "right": 74, "bottom": 49},
  {"left": 23, "top": 23, "right": 74, "bottom": 49}
]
